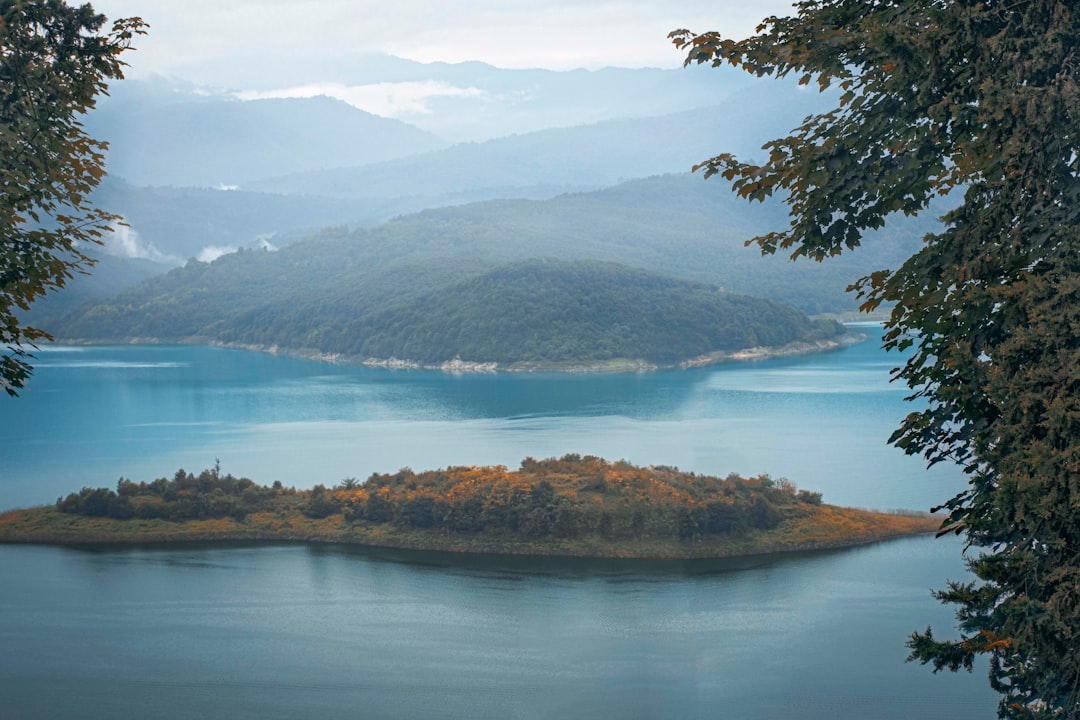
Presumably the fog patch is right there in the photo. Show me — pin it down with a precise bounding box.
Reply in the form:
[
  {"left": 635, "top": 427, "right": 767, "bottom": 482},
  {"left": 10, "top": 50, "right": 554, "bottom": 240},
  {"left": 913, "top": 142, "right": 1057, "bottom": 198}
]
[
  {"left": 103, "top": 223, "right": 179, "bottom": 264},
  {"left": 238, "top": 80, "right": 485, "bottom": 118},
  {"left": 255, "top": 235, "right": 278, "bottom": 251},
  {"left": 196, "top": 245, "right": 238, "bottom": 263}
]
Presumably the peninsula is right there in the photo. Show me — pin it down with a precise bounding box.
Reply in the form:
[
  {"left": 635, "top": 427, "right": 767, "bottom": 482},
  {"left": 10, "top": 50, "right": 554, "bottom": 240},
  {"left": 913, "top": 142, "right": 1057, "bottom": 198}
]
[
  {"left": 54, "top": 259, "right": 853, "bottom": 374},
  {"left": 0, "top": 456, "right": 938, "bottom": 558}
]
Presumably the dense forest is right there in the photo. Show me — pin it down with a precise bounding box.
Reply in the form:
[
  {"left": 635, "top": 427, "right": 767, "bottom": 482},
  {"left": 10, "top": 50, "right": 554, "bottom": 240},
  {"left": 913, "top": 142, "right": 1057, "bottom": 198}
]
[
  {"left": 50, "top": 174, "right": 937, "bottom": 344},
  {"left": 52, "top": 456, "right": 818, "bottom": 539},
  {"left": 56, "top": 258, "right": 843, "bottom": 367},
  {"left": 34, "top": 456, "right": 937, "bottom": 555},
  {"left": 265, "top": 260, "right": 844, "bottom": 365}
]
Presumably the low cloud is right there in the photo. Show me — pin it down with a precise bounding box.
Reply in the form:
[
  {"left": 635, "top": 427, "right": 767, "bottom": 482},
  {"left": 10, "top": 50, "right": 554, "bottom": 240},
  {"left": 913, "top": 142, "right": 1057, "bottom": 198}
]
[
  {"left": 255, "top": 235, "right": 278, "bottom": 252},
  {"left": 103, "top": 223, "right": 179, "bottom": 264},
  {"left": 195, "top": 245, "right": 238, "bottom": 263},
  {"left": 238, "top": 80, "right": 486, "bottom": 119}
]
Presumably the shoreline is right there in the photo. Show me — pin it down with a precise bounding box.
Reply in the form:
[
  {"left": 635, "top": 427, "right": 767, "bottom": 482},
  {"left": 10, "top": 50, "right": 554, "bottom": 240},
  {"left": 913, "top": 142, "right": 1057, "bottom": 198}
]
[
  {"left": 53, "top": 331, "right": 869, "bottom": 375},
  {"left": 0, "top": 528, "right": 937, "bottom": 560},
  {"left": 0, "top": 505, "right": 938, "bottom": 560}
]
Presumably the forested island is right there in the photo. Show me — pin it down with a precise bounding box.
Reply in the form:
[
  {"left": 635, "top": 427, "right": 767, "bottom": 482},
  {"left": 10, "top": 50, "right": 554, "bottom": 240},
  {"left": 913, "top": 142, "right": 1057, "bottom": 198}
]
[
  {"left": 0, "top": 456, "right": 936, "bottom": 558},
  {"left": 57, "top": 259, "right": 849, "bottom": 372}
]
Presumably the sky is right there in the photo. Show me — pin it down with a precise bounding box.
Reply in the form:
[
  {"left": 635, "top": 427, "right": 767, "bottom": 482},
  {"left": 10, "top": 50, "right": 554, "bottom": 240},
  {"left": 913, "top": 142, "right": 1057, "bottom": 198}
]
[{"left": 91, "top": 0, "right": 797, "bottom": 83}]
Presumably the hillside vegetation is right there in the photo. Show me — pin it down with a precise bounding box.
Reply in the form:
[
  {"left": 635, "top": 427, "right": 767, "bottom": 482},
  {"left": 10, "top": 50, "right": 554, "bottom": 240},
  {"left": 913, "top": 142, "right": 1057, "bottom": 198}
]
[
  {"left": 347, "top": 260, "right": 845, "bottom": 366},
  {"left": 42, "top": 173, "right": 941, "bottom": 353},
  {"left": 0, "top": 456, "right": 937, "bottom": 558},
  {"left": 57, "top": 258, "right": 844, "bottom": 369}
]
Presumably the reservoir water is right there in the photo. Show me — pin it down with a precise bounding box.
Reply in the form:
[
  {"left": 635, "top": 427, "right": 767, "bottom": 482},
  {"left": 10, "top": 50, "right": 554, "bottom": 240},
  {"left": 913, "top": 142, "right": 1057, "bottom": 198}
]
[{"left": 0, "top": 328, "right": 997, "bottom": 718}]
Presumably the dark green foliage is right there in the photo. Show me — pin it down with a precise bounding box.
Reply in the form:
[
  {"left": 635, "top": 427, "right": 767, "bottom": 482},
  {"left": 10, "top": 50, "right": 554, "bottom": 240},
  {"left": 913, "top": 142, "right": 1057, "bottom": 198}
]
[
  {"left": 362, "top": 491, "right": 394, "bottom": 524},
  {"left": 350, "top": 259, "right": 844, "bottom": 365},
  {"left": 673, "top": 2, "right": 1080, "bottom": 715},
  {"left": 398, "top": 495, "right": 437, "bottom": 529},
  {"left": 52, "top": 173, "right": 936, "bottom": 350},
  {"left": 302, "top": 485, "right": 340, "bottom": 519},
  {"left": 352, "top": 455, "right": 809, "bottom": 541},
  {"left": 57, "top": 255, "right": 844, "bottom": 366},
  {"left": 0, "top": 1, "right": 144, "bottom": 394},
  {"left": 57, "top": 468, "right": 274, "bottom": 521},
  {"left": 748, "top": 496, "right": 784, "bottom": 531},
  {"left": 54, "top": 458, "right": 811, "bottom": 543}
]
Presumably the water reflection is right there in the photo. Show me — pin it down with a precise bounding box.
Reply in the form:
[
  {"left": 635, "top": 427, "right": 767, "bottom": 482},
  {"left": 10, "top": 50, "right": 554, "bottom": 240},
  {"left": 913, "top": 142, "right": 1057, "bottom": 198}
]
[
  {"left": 0, "top": 537, "right": 995, "bottom": 720},
  {"left": 0, "top": 330, "right": 958, "bottom": 517}
]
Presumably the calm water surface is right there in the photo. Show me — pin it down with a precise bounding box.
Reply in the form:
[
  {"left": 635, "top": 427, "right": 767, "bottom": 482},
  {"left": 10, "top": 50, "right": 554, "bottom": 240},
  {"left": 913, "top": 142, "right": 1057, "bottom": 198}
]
[
  {"left": 2, "top": 539, "right": 992, "bottom": 720},
  {"left": 3, "top": 327, "right": 956, "bottom": 511},
  {"left": 0, "top": 329, "right": 997, "bottom": 717}
]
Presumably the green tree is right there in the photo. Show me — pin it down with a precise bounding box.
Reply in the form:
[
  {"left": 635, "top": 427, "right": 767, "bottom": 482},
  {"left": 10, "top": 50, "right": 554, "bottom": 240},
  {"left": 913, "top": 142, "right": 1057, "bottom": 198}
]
[
  {"left": 302, "top": 484, "right": 340, "bottom": 519},
  {"left": 1, "top": 1, "right": 145, "bottom": 394},
  {"left": 672, "top": 2, "right": 1080, "bottom": 717}
]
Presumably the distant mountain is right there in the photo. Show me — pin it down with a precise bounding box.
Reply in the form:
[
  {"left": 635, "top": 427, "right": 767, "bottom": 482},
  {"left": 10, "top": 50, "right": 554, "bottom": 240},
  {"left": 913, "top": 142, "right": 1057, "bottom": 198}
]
[
  {"left": 76, "top": 84, "right": 829, "bottom": 282},
  {"left": 326, "top": 60, "right": 765, "bottom": 143},
  {"left": 85, "top": 85, "right": 447, "bottom": 187},
  {"left": 147, "top": 54, "right": 765, "bottom": 142},
  {"left": 72, "top": 71, "right": 837, "bottom": 280},
  {"left": 18, "top": 181, "right": 396, "bottom": 333},
  {"left": 86, "top": 69, "right": 829, "bottom": 203},
  {"left": 247, "top": 81, "right": 833, "bottom": 200},
  {"left": 90, "top": 179, "right": 383, "bottom": 262}
]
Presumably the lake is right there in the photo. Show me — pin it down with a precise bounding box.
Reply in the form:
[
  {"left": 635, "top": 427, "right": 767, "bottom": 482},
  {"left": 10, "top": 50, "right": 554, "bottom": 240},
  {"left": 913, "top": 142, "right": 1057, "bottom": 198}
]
[{"left": 0, "top": 328, "right": 997, "bottom": 718}]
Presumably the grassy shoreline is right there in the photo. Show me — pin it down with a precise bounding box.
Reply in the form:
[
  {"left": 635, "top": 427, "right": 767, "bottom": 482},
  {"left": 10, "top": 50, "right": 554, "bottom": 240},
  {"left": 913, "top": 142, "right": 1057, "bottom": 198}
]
[{"left": 0, "top": 504, "right": 939, "bottom": 560}]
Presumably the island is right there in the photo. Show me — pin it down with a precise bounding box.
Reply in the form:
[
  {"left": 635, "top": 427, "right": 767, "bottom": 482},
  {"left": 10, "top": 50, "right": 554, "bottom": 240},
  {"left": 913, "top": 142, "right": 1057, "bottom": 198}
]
[{"left": 0, "top": 456, "right": 938, "bottom": 558}]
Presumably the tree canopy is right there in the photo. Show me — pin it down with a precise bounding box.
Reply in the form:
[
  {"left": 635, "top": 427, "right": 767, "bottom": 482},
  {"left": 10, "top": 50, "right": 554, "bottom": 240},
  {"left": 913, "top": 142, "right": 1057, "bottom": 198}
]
[
  {"left": 58, "top": 256, "right": 844, "bottom": 367},
  {"left": 40, "top": 456, "right": 940, "bottom": 558},
  {"left": 0, "top": 0, "right": 144, "bottom": 394},
  {"left": 673, "top": 1, "right": 1080, "bottom": 717}
]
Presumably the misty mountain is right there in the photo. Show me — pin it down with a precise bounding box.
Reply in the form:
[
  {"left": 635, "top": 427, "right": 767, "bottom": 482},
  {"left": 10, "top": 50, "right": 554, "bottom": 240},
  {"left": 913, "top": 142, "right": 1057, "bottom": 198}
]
[
  {"left": 20, "top": 253, "right": 169, "bottom": 333},
  {"left": 329, "top": 59, "right": 765, "bottom": 143},
  {"left": 85, "top": 85, "right": 447, "bottom": 187},
  {"left": 90, "top": 179, "right": 384, "bottom": 263},
  {"left": 61, "top": 76, "right": 837, "bottom": 298},
  {"left": 162, "top": 53, "right": 765, "bottom": 142},
  {"left": 87, "top": 67, "right": 827, "bottom": 200},
  {"left": 55, "top": 173, "right": 940, "bottom": 353},
  {"left": 246, "top": 80, "right": 832, "bottom": 200}
]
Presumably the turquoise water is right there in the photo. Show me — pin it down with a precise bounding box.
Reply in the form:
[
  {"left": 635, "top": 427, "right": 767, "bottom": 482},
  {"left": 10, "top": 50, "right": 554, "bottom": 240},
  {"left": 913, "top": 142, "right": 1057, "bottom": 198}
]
[
  {"left": 0, "top": 331, "right": 998, "bottom": 718},
  {"left": 2, "top": 329, "right": 957, "bottom": 512}
]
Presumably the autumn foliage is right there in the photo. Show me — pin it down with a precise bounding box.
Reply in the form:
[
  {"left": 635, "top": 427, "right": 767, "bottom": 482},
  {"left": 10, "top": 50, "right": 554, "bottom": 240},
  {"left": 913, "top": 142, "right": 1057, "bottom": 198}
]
[
  {"left": 8, "top": 456, "right": 936, "bottom": 555},
  {"left": 328, "top": 455, "right": 822, "bottom": 541},
  {"left": 55, "top": 456, "right": 826, "bottom": 541}
]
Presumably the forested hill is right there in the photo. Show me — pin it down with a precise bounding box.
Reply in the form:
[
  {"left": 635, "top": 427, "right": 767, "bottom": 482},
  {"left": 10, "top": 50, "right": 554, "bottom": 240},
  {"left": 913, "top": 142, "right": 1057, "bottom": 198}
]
[
  {"left": 344, "top": 260, "right": 844, "bottom": 366},
  {"left": 58, "top": 259, "right": 844, "bottom": 369}
]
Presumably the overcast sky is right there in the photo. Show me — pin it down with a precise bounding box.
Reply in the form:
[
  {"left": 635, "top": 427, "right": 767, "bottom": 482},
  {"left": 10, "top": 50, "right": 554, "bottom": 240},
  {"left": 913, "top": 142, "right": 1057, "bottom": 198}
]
[{"left": 92, "top": 0, "right": 797, "bottom": 82}]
